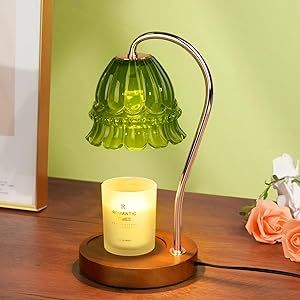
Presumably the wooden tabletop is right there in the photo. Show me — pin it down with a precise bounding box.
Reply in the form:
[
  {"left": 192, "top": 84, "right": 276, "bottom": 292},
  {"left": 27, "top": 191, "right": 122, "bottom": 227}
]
[{"left": 0, "top": 178, "right": 299, "bottom": 299}]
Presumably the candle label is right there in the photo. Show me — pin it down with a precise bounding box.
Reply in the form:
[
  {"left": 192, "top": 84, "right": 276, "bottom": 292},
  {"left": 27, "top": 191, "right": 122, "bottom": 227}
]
[
  {"left": 104, "top": 200, "right": 155, "bottom": 250},
  {"left": 112, "top": 204, "right": 136, "bottom": 216},
  {"left": 111, "top": 203, "right": 137, "bottom": 226},
  {"left": 112, "top": 210, "right": 136, "bottom": 222}
]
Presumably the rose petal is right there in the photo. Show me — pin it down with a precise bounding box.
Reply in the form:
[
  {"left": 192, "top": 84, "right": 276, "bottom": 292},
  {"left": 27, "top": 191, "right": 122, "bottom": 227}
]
[
  {"left": 281, "top": 219, "right": 300, "bottom": 262},
  {"left": 291, "top": 233, "right": 300, "bottom": 247},
  {"left": 246, "top": 200, "right": 292, "bottom": 244}
]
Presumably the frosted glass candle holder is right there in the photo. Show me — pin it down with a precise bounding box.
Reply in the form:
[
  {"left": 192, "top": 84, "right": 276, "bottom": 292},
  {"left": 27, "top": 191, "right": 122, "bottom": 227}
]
[{"left": 101, "top": 177, "right": 157, "bottom": 256}]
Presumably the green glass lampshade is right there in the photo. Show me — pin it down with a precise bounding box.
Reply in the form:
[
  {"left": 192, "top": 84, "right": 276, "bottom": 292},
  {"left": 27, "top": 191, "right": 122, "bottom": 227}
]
[{"left": 86, "top": 53, "right": 186, "bottom": 150}]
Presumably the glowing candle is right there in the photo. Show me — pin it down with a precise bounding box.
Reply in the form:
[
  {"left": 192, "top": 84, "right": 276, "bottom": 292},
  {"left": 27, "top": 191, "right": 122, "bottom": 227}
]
[{"left": 101, "top": 177, "right": 157, "bottom": 256}]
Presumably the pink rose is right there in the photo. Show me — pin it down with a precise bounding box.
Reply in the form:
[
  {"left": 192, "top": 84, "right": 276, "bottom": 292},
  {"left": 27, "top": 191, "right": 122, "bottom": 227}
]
[
  {"left": 282, "top": 219, "right": 300, "bottom": 262},
  {"left": 245, "top": 200, "right": 292, "bottom": 244}
]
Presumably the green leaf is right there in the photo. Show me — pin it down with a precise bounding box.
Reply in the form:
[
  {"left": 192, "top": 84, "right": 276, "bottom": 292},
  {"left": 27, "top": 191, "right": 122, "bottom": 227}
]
[
  {"left": 240, "top": 204, "right": 255, "bottom": 217},
  {"left": 292, "top": 178, "right": 300, "bottom": 185},
  {"left": 258, "top": 184, "right": 272, "bottom": 200},
  {"left": 241, "top": 174, "right": 300, "bottom": 219}
]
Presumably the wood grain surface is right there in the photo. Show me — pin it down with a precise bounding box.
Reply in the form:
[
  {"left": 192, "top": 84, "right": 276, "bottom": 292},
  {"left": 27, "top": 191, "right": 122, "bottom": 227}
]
[{"left": 0, "top": 178, "right": 299, "bottom": 299}]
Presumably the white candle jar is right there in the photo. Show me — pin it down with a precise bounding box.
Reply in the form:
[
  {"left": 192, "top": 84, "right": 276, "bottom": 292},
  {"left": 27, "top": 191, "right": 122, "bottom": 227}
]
[{"left": 101, "top": 177, "right": 157, "bottom": 256}]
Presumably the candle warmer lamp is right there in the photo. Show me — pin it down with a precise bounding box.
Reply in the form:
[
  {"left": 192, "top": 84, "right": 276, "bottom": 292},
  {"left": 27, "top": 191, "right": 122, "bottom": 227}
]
[{"left": 79, "top": 32, "right": 213, "bottom": 288}]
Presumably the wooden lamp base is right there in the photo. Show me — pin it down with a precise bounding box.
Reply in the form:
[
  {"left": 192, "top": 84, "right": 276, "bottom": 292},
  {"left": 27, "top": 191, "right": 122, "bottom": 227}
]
[{"left": 79, "top": 230, "right": 198, "bottom": 289}]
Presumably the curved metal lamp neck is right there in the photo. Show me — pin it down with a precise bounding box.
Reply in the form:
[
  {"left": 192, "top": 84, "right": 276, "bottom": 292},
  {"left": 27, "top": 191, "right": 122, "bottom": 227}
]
[{"left": 128, "top": 32, "right": 214, "bottom": 255}]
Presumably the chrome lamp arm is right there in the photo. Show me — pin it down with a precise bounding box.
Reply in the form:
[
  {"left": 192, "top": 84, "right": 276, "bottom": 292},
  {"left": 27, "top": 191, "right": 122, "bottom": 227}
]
[{"left": 128, "top": 32, "right": 214, "bottom": 255}]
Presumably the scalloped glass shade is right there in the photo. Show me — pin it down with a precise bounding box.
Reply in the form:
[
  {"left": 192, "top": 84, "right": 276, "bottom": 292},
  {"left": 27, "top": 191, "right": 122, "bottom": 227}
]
[{"left": 86, "top": 54, "right": 186, "bottom": 150}]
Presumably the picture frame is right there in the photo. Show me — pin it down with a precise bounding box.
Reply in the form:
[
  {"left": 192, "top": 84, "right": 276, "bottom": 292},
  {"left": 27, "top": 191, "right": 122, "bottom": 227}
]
[{"left": 0, "top": 0, "right": 52, "bottom": 211}]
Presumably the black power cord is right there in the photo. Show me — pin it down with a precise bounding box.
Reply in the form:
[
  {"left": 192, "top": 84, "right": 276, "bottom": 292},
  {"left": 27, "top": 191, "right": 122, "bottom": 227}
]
[{"left": 195, "top": 261, "right": 300, "bottom": 279}]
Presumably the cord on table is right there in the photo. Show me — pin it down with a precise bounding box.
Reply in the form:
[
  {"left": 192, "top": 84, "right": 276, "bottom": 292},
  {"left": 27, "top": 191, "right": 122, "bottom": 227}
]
[{"left": 195, "top": 261, "right": 300, "bottom": 279}]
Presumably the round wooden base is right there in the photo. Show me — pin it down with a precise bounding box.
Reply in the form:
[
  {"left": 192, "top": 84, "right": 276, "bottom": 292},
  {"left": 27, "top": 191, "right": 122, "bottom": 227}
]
[{"left": 79, "top": 230, "right": 198, "bottom": 289}]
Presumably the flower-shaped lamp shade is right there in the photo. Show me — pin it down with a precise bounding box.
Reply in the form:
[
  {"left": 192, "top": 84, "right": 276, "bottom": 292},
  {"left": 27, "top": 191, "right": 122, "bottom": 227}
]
[{"left": 86, "top": 54, "right": 186, "bottom": 150}]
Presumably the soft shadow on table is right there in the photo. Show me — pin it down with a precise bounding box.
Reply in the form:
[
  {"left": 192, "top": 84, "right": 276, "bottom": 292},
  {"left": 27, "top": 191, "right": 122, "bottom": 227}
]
[{"left": 72, "top": 260, "right": 205, "bottom": 294}]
